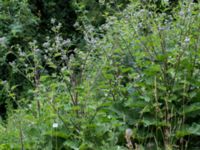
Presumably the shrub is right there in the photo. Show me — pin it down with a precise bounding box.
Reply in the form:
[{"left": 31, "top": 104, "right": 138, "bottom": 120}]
[{"left": 95, "top": 0, "right": 200, "bottom": 149}]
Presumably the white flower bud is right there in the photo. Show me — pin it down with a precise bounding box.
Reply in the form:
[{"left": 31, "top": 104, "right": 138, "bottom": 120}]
[
  {"left": 125, "top": 128, "right": 132, "bottom": 138},
  {"left": 53, "top": 123, "right": 58, "bottom": 128},
  {"left": 184, "top": 37, "right": 190, "bottom": 43},
  {"left": 51, "top": 18, "right": 56, "bottom": 24},
  {"left": 0, "top": 37, "right": 6, "bottom": 45}
]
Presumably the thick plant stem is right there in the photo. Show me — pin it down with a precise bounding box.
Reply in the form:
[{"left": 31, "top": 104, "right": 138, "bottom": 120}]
[{"left": 164, "top": 127, "right": 172, "bottom": 150}]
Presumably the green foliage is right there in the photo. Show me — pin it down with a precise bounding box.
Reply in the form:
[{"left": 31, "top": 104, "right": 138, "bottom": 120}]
[
  {"left": 0, "top": 0, "right": 38, "bottom": 57},
  {"left": 94, "top": 0, "right": 200, "bottom": 149},
  {"left": 0, "top": 0, "right": 200, "bottom": 149}
]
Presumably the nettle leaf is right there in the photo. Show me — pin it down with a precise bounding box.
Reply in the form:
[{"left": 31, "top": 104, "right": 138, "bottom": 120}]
[
  {"left": 99, "top": 101, "right": 113, "bottom": 108},
  {"left": 140, "top": 95, "right": 151, "bottom": 102},
  {"left": 156, "top": 54, "right": 168, "bottom": 61},
  {"left": 176, "top": 130, "right": 190, "bottom": 138},
  {"left": 189, "top": 123, "right": 200, "bottom": 136},
  {"left": 139, "top": 117, "right": 169, "bottom": 127},
  {"left": 125, "top": 99, "right": 148, "bottom": 108},
  {"left": 63, "top": 141, "right": 79, "bottom": 150},
  {"left": 189, "top": 91, "right": 198, "bottom": 99},
  {"left": 140, "top": 105, "right": 151, "bottom": 114},
  {"left": 181, "top": 102, "right": 200, "bottom": 116},
  {"left": 79, "top": 142, "right": 94, "bottom": 150},
  {"left": 9, "top": 23, "right": 23, "bottom": 36},
  {"left": 176, "top": 123, "right": 200, "bottom": 138},
  {"left": 54, "top": 52, "right": 61, "bottom": 57},
  {"left": 149, "top": 64, "right": 161, "bottom": 72},
  {"left": 46, "top": 61, "right": 57, "bottom": 69},
  {"left": 167, "top": 68, "right": 175, "bottom": 78},
  {"left": 121, "top": 67, "right": 132, "bottom": 73},
  {"left": 103, "top": 73, "right": 114, "bottom": 80}
]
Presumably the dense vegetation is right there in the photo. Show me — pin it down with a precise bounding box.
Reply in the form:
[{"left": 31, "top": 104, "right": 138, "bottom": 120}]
[{"left": 0, "top": 0, "right": 200, "bottom": 149}]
